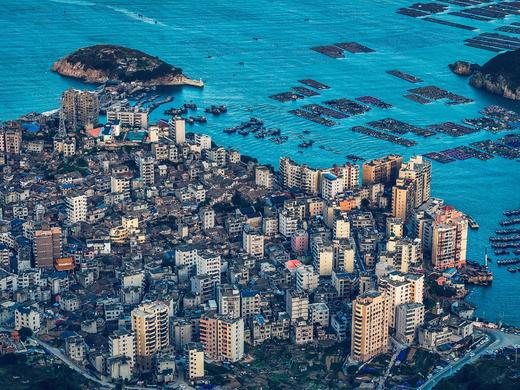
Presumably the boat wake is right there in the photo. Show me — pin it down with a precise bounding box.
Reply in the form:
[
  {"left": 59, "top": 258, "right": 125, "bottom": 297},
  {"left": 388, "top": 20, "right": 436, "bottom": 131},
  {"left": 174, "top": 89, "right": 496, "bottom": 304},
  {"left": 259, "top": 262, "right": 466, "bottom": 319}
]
[
  {"left": 105, "top": 5, "right": 166, "bottom": 27},
  {"left": 49, "top": 0, "right": 95, "bottom": 6}
]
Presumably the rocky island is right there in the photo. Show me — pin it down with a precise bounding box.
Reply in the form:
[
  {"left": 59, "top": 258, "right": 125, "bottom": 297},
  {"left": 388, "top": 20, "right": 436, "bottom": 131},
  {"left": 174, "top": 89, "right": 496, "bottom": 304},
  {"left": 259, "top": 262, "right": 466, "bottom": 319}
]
[
  {"left": 449, "top": 49, "right": 520, "bottom": 100},
  {"left": 51, "top": 44, "right": 203, "bottom": 87}
]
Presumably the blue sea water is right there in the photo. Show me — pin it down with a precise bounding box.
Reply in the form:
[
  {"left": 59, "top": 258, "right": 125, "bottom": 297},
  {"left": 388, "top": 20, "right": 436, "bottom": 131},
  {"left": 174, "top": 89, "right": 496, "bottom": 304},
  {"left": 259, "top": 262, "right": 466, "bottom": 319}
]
[{"left": 1, "top": 0, "right": 520, "bottom": 324}]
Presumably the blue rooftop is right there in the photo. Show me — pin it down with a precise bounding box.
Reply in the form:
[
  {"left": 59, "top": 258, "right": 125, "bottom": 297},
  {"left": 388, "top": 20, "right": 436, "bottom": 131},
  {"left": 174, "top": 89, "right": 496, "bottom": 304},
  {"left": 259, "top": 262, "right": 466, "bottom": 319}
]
[{"left": 323, "top": 172, "right": 337, "bottom": 180}]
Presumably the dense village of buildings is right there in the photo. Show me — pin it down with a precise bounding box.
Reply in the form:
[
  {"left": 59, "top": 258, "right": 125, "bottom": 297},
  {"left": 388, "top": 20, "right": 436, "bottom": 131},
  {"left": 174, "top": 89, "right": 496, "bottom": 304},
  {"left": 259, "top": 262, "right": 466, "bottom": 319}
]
[{"left": 0, "top": 87, "right": 479, "bottom": 387}]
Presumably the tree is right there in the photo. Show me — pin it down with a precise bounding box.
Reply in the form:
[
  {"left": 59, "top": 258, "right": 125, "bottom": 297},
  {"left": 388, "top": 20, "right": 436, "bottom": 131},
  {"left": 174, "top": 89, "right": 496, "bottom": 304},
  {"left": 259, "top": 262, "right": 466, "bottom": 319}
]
[{"left": 18, "top": 326, "right": 33, "bottom": 341}]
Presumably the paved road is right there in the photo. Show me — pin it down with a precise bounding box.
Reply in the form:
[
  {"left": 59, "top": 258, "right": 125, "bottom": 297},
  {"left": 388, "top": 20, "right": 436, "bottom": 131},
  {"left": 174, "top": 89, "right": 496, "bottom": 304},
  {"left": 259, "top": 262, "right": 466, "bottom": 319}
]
[
  {"left": 419, "top": 329, "right": 520, "bottom": 390},
  {"left": 31, "top": 337, "right": 114, "bottom": 388}
]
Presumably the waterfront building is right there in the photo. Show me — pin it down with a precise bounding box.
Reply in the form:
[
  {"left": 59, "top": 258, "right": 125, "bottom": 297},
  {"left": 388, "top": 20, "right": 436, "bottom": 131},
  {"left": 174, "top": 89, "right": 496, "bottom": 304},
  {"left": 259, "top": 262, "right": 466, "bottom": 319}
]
[
  {"left": 107, "top": 107, "right": 149, "bottom": 129},
  {"left": 194, "top": 133, "right": 212, "bottom": 150},
  {"left": 61, "top": 88, "right": 99, "bottom": 130},
  {"left": 416, "top": 204, "right": 468, "bottom": 270},
  {"left": 322, "top": 163, "right": 360, "bottom": 190},
  {"left": 362, "top": 155, "right": 403, "bottom": 186},
  {"left": 169, "top": 117, "right": 185, "bottom": 144},
  {"left": 255, "top": 165, "right": 273, "bottom": 189},
  {"left": 398, "top": 156, "right": 432, "bottom": 207},
  {"left": 321, "top": 172, "right": 342, "bottom": 200},
  {"left": 351, "top": 291, "right": 389, "bottom": 362},
  {"left": 279, "top": 157, "right": 319, "bottom": 194},
  {"left": 430, "top": 207, "right": 468, "bottom": 270}
]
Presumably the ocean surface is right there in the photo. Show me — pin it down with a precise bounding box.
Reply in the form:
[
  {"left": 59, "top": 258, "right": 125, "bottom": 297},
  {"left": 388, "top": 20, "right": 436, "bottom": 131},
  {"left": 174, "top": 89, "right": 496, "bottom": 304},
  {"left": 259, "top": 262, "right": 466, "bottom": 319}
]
[{"left": 1, "top": 0, "right": 520, "bottom": 324}]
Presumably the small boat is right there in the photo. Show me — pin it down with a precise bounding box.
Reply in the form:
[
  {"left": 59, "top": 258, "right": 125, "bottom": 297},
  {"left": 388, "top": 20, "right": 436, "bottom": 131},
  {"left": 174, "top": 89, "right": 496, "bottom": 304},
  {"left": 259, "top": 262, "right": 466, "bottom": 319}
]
[
  {"left": 508, "top": 267, "right": 517, "bottom": 273},
  {"left": 467, "top": 215, "right": 479, "bottom": 230}
]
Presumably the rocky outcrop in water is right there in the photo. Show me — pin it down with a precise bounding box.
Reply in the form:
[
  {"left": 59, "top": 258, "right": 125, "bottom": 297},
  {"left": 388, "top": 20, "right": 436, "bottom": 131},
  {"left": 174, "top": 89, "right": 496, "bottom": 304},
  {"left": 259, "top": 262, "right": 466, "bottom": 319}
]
[
  {"left": 449, "top": 50, "right": 520, "bottom": 100},
  {"left": 51, "top": 45, "right": 203, "bottom": 87},
  {"left": 448, "top": 61, "right": 480, "bottom": 76}
]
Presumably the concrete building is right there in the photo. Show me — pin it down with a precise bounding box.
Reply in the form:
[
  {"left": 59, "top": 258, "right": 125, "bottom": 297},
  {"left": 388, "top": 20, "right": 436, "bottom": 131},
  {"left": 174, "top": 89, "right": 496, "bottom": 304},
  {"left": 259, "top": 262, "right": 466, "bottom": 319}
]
[
  {"left": 333, "top": 239, "right": 355, "bottom": 273},
  {"left": 279, "top": 157, "right": 319, "bottom": 194},
  {"left": 378, "top": 272, "right": 424, "bottom": 329},
  {"left": 199, "top": 315, "right": 244, "bottom": 362},
  {"left": 396, "top": 303, "right": 425, "bottom": 344},
  {"left": 131, "top": 301, "right": 170, "bottom": 371},
  {"left": 217, "top": 284, "right": 241, "bottom": 318},
  {"left": 291, "top": 319, "right": 314, "bottom": 345},
  {"left": 321, "top": 172, "right": 342, "bottom": 201},
  {"left": 286, "top": 289, "right": 309, "bottom": 321},
  {"left": 139, "top": 156, "right": 155, "bottom": 186},
  {"left": 309, "top": 302, "right": 329, "bottom": 327},
  {"left": 398, "top": 155, "right": 432, "bottom": 207},
  {"left": 194, "top": 133, "right": 211, "bottom": 150},
  {"left": 311, "top": 237, "right": 333, "bottom": 276},
  {"left": 199, "top": 207, "right": 215, "bottom": 230},
  {"left": 255, "top": 165, "right": 273, "bottom": 188},
  {"left": 61, "top": 88, "right": 99, "bottom": 130},
  {"left": 65, "top": 335, "right": 86, "bottom": 363},
  {"left": 196, "top": 251, "right": 221, "bottom": 283},
  {"left": 0, "top": 127, "right": 22, "bottom": 155},
  {"left": 296, "top": 265, "right": 319, "bottom": 292},
  {"left": 33, "top": 227, "right": 62, "bottom": 269},
  {"left": 351, "top": 291, "right": 389, "bottom": 362},
  {"left": 173, "top": 319, "right": 193, "bottom": 352},
  {"left": 362, "top": 155, "right": 403, "bottom": 186},
  {"left": 386, "top": 217, "right": 404, "bottom": 239},
  {"left": 430, "top": 206, "right": 468, "bottom": 270},
  {"left": 186, "top": 342, "right": 205, "bottom": 381},
  {"left": 392, "top": 178, "right": 416, "bottom": 221},
  {"left": 291, "top": 229, "right": 309, "bottom": 253},
  {"left": 242, "top": 225, "right": 264, "bottom": 258},
  {"left": 66, "top": 194, "right": 87, "bottom": 224},
  {"left": 15, "top": 306, "right": 41, "bottom": 333},
  {"left": 107, "top": 108, "right": 148, "bottom": 129},
  {"left": 109, "top": 329, "right": 136, "bottom": 369},
  {"left": 170, "top": 117, "right": 185, "bottom": 144}
]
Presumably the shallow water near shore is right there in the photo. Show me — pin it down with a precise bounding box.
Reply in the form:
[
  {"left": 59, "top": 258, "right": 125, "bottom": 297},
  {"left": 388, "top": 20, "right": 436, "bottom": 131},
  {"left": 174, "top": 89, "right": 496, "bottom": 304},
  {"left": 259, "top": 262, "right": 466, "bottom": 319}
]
[{"left": 1, "top": 0, "right": 520, "bottom": 324}]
